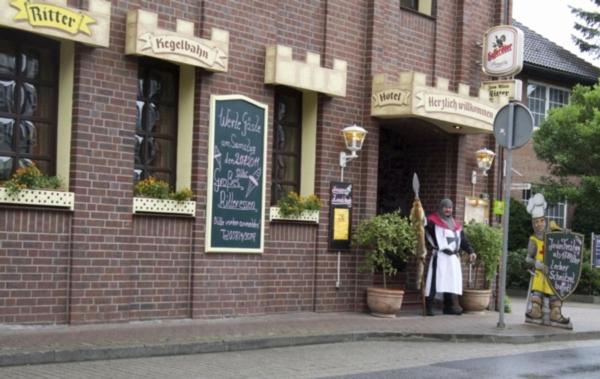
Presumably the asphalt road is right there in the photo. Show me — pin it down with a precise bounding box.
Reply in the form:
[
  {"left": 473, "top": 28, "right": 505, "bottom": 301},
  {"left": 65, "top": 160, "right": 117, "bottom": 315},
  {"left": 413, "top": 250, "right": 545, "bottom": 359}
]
[{"left": 2, "top": 339, "right": 600, "bottom": 378}]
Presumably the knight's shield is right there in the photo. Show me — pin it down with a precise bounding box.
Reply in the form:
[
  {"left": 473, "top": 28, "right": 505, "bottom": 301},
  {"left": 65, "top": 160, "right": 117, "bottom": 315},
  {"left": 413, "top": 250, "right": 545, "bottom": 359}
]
[{"left": 543, "top": 231, "right": 584, "bottom": 301}]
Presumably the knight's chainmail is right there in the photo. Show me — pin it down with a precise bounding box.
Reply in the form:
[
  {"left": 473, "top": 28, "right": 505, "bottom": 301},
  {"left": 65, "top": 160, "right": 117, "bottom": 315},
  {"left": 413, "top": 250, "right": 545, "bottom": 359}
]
[{"left": 438, "top": 198, "right": 456, "bottom": 230}]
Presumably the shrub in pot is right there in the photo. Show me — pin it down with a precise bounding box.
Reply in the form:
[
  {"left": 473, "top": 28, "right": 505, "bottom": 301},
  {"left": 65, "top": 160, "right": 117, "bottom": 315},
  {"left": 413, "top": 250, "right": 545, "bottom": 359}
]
[
  {"left": 352, "top": 211, "right": 416, "bottom": 317},
  {"left": 461, "top": 222, "right": 502, "bottom": 312}
]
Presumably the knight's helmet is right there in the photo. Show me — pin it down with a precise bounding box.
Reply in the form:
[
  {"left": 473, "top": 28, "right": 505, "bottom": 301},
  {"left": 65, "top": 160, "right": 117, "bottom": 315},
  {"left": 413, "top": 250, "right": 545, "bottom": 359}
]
[{"left": 438, "top": 198, "right": 455, "bottom": 229}]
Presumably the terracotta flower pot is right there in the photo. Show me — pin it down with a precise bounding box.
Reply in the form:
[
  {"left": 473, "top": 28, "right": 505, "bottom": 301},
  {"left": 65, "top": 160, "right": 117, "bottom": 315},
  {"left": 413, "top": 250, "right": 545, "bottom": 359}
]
[
  {"left": 460, "top": 288, "right": 492, "bottom": 313},
  {"left": 366, "top": 287, "right": 404, "bottom": 318}
]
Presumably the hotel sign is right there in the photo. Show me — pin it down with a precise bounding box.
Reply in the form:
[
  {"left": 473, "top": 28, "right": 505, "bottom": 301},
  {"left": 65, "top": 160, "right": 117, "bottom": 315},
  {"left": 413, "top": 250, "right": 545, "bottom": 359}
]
[
  {"left": 371, "top": 71, "right": 500, "bottom": 134},
  {"left": 415, "top": 92, "right": 495, "bottom": 124},
  {"left": 371, "top": 89, "right": 411, "bottom": 109},
  {"left": 1, "top": 0, "right": 111, "bottom": 47},
  {"left": 482, "top": 25, "right": 524, "bottom": 77},
  {"left": 126, "top": 9, "right": 229, "bottom": 72}
]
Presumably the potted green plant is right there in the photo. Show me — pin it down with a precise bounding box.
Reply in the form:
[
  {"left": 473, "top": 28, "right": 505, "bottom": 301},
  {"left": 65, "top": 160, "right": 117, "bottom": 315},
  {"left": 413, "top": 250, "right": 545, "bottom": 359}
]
[
  {"left": 352, "top": 211, "right": 416, "bottom": 317},
  {"left": 461, "top": 222, "right": 502, "bottom": 312}
]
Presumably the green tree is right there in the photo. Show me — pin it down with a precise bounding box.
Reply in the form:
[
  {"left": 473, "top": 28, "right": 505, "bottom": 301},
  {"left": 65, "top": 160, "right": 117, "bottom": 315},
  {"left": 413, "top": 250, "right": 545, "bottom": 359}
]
[
  {"left": 508, "top": 198, "right": 532, "bottom": 251},
  {"left": 571, "top": 0, "right": 600, "bottom": 58},
  {"left": 533, "top": 82, "right": 600, "bottom": 237}
]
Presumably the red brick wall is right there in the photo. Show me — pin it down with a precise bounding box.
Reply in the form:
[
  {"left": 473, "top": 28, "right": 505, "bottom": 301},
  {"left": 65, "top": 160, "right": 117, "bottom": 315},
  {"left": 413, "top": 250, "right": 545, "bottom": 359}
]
[
  {"left": 0, "top": 209, "right": 71, "bottom": 323},
  {"left": 0, "top": 0, "right": 503, "bottom": 324}
]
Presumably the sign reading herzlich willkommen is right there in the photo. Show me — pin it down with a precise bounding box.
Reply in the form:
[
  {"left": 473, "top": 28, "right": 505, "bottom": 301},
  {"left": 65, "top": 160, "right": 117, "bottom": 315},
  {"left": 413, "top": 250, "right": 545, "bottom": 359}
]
[{"left": 482, "top": 25, "right": 524, "bottom": 77}]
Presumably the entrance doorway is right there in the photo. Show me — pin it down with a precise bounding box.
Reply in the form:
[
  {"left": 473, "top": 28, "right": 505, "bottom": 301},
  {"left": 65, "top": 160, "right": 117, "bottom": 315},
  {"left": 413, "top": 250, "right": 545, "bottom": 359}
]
[{"left": 376, "top": 119, "right": 454, "bottom": 217}]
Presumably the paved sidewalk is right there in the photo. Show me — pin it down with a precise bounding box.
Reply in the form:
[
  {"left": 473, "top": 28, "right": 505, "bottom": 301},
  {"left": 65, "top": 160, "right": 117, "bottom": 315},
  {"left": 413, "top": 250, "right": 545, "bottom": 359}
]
[{"left": 1, "top": 297, "right": 600, "bottom": 367}]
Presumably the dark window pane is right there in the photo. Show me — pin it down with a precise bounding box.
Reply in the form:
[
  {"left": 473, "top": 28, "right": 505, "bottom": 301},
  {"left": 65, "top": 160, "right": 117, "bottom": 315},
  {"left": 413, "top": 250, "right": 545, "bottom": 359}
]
[
  {"left": 0, "top": 156, "right": 13, "bottom": 180},
  {"left": 0, "top": 43, "right": 16, "bottom": 76},
  {"left": 18, "top": 120, "right": 36, "bottom": 153},
  {"left": 18, "top": 121, "right": 51, "bottom": 157},
  {"left": 0, "top": 29, "right": 58, "bottom": 178},
  {"left": 147, "top": 77, "right": 162, "bottom": 102},
  {"left": 401, "top": 0, "right": 418, "bottom": 10},
  {"left": 21, "top": 50, "right": 40, "bottom": 80},
  {"left": 156, "top": 105, "right": 177, "bottom": 135},
  {"left": 134, "top": 60, "right": 178, "bottom": 188},
  {"left": 0, "top": 118, "right": 15, "bottom": 153},
  {"left": 32, "top": 85, "right": 55, "bottom": 119},
  {"left": 135, "top": 101, "right": 144, "bottom": 131},
  {"left": 0, "top": 80, "right": 16, "bottom": 113},
  {"left": 152, "top": 138, "right": 174, "bottom": 169},
  {"left": 271, "top": 88, "right": 302, "bottom": 204},
  {"left": 144, "top": 102, "right": 159, "bottom": 132},
  {"left": 19, "top": 82, "right": 37, "bottom": 116}
]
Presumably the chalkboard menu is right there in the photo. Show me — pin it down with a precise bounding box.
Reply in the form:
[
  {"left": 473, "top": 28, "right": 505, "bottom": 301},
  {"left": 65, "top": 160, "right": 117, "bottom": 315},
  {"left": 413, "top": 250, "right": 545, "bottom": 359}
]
[
  {"left": 544, "top": 231, "right": 584, "bottom": 300},
  {"left": 205, "top": 95, "right": 268, "bottom": 253},
  {"left": 592, "top": 233, "right": 600, "bottom": 268},
  {"left": 329, "top": 182, "right": 352, "bottom": 251}
]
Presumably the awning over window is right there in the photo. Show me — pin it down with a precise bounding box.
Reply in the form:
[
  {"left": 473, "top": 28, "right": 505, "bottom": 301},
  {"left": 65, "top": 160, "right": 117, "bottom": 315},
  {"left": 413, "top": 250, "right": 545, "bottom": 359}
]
[
  {"left": 125, "top": 9, "right": 229, "bottom": 72},
  {"left": 264, "top": 45, "right": 347, "bottom": 97},
  {"left": 371, "top": 71, "right": 505, "bottom": 134},
  {"left": 1, "top": 0, "right": 111, "bottom": 47}
]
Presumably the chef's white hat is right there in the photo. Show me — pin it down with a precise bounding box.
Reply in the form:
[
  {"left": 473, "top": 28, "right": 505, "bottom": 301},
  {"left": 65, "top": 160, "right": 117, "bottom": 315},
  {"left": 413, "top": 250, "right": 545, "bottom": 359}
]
[{"left": 526, "top": 193, "right": 547, "bottom": 219}]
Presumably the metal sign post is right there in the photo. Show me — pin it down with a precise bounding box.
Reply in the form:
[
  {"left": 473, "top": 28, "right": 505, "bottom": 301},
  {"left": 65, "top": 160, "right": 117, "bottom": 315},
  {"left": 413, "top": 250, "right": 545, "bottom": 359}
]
[{"left": 493, "top": 102, "right": 533, "bottom": 329}]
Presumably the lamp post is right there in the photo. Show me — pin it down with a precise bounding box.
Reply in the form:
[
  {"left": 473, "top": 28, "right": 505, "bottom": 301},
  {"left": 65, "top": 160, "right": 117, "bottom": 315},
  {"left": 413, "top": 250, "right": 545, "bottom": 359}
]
[
  {"left": 339, "top": 124, "right": 367, "bottom": 181},
  {"left": 471, "top": 148, "right": 496, "bottom": 197},
  {"left": 475, "top": 148, "right": 496, "bottom": 176},
  {"left": 336, "top": 124, "right": 367, "bottom": 288}
]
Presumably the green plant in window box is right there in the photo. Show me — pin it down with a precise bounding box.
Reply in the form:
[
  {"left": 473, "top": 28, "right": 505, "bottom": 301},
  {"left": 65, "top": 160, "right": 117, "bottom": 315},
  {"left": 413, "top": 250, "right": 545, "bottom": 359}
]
[
  {"left": 134, "top": 177, "right": 194, "bottom": 202},
  {"left": 277, "top": 191, "right": 321, "bottom": 217},
  {"left": 2, "top": 164, "right": 62, "bottom": 196}
]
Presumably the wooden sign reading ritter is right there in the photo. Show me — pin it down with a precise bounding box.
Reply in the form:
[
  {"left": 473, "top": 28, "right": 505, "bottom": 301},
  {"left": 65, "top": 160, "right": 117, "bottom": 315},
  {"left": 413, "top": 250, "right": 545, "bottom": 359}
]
[{"left": 11, "top": 0, "right": 96, "bottom": 35}]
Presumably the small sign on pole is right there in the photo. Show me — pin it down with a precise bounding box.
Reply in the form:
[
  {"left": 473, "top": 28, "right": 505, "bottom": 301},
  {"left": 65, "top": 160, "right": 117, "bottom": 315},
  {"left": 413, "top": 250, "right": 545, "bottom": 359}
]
[
  {"left": 592, "top": 233, "right": 600, "bottom": 268},
  {"left": 329, "top": 182, "right": 353, "bottom": 251}
]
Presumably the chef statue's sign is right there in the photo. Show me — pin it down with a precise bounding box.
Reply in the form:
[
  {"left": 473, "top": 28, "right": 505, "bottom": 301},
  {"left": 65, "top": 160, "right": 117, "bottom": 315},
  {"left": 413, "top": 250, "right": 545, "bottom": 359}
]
[{"left": 524, "top": 194, "right": 583, "bottom": 330}]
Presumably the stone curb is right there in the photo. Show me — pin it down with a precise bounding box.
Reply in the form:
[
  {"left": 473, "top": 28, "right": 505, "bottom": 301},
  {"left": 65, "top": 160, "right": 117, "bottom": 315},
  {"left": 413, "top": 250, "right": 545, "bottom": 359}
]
[{"left": 2, "top": 330, "right": 600, "bottom": 367}]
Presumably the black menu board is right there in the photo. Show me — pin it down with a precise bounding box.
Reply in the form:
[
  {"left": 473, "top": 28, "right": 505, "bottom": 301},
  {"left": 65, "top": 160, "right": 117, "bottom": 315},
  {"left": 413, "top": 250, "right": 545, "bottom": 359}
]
[
  {"left": 544, "top": 231, "right": 584, "bottom": 300},
  {"left": 206, "top": 95, "right": 267, "bottom": 252}
]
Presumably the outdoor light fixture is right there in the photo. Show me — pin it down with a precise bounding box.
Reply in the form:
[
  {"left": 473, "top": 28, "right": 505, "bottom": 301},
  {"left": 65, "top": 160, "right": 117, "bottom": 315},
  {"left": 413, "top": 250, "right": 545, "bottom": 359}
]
[
  {"left": 339, "top": 124, "right": 367, "bottom": 171},
  {"left": 475, "top": 147, "right": 496, "bottom": 176}
]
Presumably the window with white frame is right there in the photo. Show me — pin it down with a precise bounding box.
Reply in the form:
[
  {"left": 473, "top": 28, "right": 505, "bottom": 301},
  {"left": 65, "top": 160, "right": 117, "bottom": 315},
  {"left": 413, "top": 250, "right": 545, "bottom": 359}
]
[
  {"left": 522, "top": 189, "right": 567, "bottom": 228},
  {"left": 527, "top": 82, "right": 570, "bottom": 128}
]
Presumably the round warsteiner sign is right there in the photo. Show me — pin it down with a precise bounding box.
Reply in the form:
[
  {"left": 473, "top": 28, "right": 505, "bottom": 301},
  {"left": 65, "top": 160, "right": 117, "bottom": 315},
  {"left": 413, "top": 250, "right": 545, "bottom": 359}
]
[{"left": 482, "top": 25, "right": 524, "bottom": 77}]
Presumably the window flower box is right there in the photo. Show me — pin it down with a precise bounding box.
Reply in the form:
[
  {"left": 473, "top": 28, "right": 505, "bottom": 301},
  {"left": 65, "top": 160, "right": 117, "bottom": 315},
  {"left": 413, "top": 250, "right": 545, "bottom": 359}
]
[
  {"left": 0, "top": 188, "right": 74, "bottom": 210},
  {"left": 269, "top": 206, "right": 319, "bottom": 223},
  {"left": 133, "top": 197, "right": 196, "bottom": 216}
]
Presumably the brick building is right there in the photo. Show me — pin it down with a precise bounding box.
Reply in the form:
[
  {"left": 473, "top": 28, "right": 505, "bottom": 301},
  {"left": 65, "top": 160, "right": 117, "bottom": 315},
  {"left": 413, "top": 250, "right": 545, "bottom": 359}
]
[
  {"left": 0, "top": 0, "right": 509, "bottom": 324},
  {"left": 511, "top": 21, "right": 600, "bottom": 228}
]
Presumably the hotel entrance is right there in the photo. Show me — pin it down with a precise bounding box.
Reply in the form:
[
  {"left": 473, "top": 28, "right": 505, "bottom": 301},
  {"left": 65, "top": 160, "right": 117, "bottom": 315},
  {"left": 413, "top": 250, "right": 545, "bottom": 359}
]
[{"left": 377, "top": 118, "right": 456, "bottom": 218}]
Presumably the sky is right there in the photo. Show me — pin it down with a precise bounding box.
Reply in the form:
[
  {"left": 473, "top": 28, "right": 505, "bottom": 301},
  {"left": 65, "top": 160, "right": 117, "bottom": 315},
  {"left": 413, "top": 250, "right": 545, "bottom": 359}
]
[{"left": 512, "top": 0, "right": 600, "bottom": 66}]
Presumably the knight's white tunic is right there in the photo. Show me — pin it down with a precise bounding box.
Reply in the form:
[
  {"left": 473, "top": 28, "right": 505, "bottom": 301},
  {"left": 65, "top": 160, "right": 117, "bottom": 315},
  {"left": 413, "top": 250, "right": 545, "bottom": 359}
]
[{"left": 425, "top": 223, "right": 463, "bottom": 296}]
